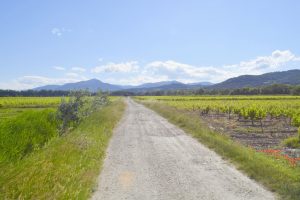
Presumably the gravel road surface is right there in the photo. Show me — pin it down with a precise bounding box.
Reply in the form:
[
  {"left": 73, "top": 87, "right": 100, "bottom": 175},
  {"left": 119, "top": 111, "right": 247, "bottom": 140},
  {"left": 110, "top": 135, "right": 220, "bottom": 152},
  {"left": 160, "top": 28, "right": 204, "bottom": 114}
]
[{"left": 91, "top": 98, "right": 275, "bottom": 200}]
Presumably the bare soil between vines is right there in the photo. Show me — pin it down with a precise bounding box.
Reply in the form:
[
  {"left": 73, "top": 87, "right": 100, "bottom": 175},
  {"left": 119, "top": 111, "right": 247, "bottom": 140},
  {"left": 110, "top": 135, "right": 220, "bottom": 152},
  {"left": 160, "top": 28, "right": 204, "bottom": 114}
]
[{"left": 193, "top": 111, "right": 300, "bottom": 157}]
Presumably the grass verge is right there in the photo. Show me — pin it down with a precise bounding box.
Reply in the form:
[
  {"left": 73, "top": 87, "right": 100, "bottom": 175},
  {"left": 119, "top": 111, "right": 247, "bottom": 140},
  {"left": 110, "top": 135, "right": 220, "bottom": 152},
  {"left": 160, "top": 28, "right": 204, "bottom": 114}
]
[
  {"left": 0, "top": 99, "right": 125, "bottom": 199},
  {"left": 138, "top": 100, "right": 300, "bottom": 200}
]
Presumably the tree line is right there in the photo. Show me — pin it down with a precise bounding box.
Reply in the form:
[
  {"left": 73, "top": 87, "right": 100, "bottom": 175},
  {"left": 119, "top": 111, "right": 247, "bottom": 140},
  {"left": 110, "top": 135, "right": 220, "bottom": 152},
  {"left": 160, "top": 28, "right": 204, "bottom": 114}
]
[
  {"left": 1, "top": 84, "right": 300, "bottom": 97},
  {"left": 0, "top": 89, "right": 108, "bottom": 97},
  {"left": 112, "top": 84, "right": 300, "bottom": 96},
  {"left": 0, "top": 90, "right": 70, "bottom": 97}
]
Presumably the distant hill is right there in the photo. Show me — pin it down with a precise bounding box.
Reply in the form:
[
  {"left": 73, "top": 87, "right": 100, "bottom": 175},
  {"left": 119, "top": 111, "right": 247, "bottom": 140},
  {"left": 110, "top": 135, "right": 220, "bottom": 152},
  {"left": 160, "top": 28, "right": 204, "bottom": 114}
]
[
  {"left": 33, "top": 69, "right": 300, "bottom": 92},
  {"left": 187, "top": 82, "right": 213, "bottom": 86},
  {"left": 210, "top": 69, "right": 300, "bottom": 89},
  {"left": 34, "top": 79, "right": 213, "bottom": 92},
  {"left": 122, "top": 82, "right": 190, "bottom": 93},
  {"left": 135, "top": 81, "right": 182, "bottom": 89},
  {"left": 34, "top": 79, "right": 124, "bottom": 92}
]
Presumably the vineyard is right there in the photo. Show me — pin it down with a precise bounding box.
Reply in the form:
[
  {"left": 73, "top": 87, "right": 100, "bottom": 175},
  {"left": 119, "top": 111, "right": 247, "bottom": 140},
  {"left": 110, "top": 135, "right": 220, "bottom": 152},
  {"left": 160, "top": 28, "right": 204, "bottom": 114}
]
[
  {"left": 136, "top": 96, "right": 300, "bottom": 163},
  {"left": 135, "top": 96, "right": 300, "bottom": 128}
]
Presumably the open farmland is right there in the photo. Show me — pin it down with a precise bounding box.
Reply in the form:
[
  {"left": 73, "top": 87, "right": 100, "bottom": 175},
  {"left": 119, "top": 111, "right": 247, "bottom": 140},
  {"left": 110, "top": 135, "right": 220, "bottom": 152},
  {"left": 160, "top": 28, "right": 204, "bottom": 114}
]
[
  {"left": 2, "top": 95, "right": 300, "bottom": 199},
  {"left": 0, "top": 95, "right": 117, "bottom": 162},
  {"left": 136, "top": 96, "right": 300, "bottom": 154},
  {"left": 0, "top": 96, "right": 118, "bottom": 119},
  {"left": 0, "top": 97, "right": 64, "bottom": 162},
  {"left": 0, "top": 95, "right": 126, "bottom": 199},
  {"left": 0, "top": 97, "right": 63, "bottom": 108},
  {"left": 0, "top": 97, "right": 64, "bottom": 120}
]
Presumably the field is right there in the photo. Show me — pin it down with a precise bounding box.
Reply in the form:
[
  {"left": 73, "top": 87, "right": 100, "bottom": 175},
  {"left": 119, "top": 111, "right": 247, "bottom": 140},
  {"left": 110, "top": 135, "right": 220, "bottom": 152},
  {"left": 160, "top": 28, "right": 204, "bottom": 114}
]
[
  {"left": 0, "top": 97, "right": 63, "bottom": 120},
  {"left": 0, "top": 97, "right": 64, "bottom": 162},
  {"left": 136, "top": 96, "right": 300, "bottom": 199},
  {"left": 0, "top": 97, "right": 63, "bottom": 108},
  {"left": 2, "top": 95, "right": 300, "bottom": 199},
  {"left": 136, "top": 96, "right": 300, "bottom": 151},
  {"left": 0, "top": 96, "right": 125, "bottom": 199},
  {"left": 0, "top": 96, "right": 117, "bottom": 118}
]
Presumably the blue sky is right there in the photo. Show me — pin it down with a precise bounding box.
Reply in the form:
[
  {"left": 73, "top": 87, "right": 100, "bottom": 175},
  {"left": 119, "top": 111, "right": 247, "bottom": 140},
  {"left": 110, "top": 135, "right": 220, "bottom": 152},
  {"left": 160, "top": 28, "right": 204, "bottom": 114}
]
[{"left": 0, "top": 0, "right": 300, "bottom": 89}]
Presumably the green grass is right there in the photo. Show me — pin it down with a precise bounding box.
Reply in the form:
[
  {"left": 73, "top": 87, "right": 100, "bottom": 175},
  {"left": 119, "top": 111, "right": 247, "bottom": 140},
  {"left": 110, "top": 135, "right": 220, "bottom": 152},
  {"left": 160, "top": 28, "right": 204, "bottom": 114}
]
[
  {"left": 0, "top": 109, "right": 59, "bottom": 162},
  {"left": 0, "top": 99, "right": 125, "bottom": 199},
  {"left": 0, "top": 97, "right": 63, "bottom": 108},
  {"left": 0, "top": 107, "right": 53, "bottom": 119},
  {"left": 284, "top": 136, "right": 300, "bottom": 148},
  {"left": 139, "top": 100, "right": 300, "bottom": 200}
]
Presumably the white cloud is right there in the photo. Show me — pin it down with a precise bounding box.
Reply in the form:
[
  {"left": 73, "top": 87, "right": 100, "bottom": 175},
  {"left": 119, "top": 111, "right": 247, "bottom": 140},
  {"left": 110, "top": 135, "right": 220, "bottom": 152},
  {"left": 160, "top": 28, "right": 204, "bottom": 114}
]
[
  {"left": 98, "top": 58, "right": 104, "bottom": 62},
  {"left": 71, "top": 67, "right": 86, "bottom": 72},
  {"left": 1, "top": 50, "right": 299, "bottom": 90},
  {"left": 51, "top": 28, "right": 62, "bottom": 36},
  {"left": 104, "top": 75, "right": 169, "bottom": 86},
  {"left": 144, "top": 60, "right": 230, "bottom": 83},
  {"left": 147, "top": 61, "right": 224, "bottom": 78},
  {"left": 141, "top": 50, "right": 300, "bottom": 83},
  {"left": 91, "top": 61, "right": 139, "bottom": 73},
  {"left": 51, "top": 27, "right": 71, "bottom": 37},
  {"left": 0, "top": 76, "right": 87, "bottom": 90},
  {"left": 53, "top": 50, "right": 300, "bottom": 87},
  {"left": 294, "top": 57, "right": 300, "bottom": 61},
  {"left": 18, "top": 76, "right": 84, "bottom": 86},
  {"left": 53, "top": 66, "right": 65, "bottom": 71},
  {"left": 66, "top": 72, "right": 79, "bottom": 77},
  {"left": 233, "top": 50, "right": 297, "bottom": 72},
  {"left": 0, "top": 81, "right": 31, "bottom": 91}
]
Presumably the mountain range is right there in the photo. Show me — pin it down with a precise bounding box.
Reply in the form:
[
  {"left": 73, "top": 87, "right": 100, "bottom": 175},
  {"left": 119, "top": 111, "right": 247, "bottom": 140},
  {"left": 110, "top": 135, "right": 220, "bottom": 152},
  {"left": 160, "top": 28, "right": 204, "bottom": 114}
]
[
  {"left": 34, "top": 80, "right": 212, "bottom": 92},
  {"left": 211, "top": 69, "right": 300, "bottom": 89},
  {"left": 34, "top": 69, "right": 300, "bottom": 92}
]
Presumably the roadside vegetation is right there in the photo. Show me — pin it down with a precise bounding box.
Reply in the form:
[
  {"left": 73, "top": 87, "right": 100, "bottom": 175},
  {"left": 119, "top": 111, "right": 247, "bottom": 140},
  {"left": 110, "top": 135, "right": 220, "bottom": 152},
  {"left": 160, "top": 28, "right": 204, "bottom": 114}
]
[
  {"left": 0, "top": 93, "right": 125, "bottom": 199},
  {"left": 136, "top": 97, "right": 300, "bottom": 200}
]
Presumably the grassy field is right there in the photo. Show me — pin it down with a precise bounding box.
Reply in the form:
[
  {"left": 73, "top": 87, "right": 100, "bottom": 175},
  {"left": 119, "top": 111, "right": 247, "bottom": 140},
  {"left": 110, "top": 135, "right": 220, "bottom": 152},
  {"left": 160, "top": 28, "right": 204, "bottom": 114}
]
[
  {"left": 0, "top": 109, "right": 59, "bottom": 162},
  {"left": 136, "top": 98, "right": 300, "bottom": 200},
  {"left": 0, "top": 97, "right": 63, "bottom": 108},
  {"left": 0, "top": 97, "right": 125, "bottom": 199},
  {"left": 0, "top": 97, "right": 63, "bottom": 121},
  {"left": 0, "top": 97, "right": 63, "bottom": 163},
  {"left": 136, "top": 96, "right": 300, "bottom": 149}
]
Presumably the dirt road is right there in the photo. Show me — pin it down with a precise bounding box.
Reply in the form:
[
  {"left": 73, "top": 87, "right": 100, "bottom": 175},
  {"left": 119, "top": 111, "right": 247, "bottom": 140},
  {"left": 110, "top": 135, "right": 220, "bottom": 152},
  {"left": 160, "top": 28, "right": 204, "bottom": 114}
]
[{"left": 91, "top": 98, "right": 275, "bottom": 200}]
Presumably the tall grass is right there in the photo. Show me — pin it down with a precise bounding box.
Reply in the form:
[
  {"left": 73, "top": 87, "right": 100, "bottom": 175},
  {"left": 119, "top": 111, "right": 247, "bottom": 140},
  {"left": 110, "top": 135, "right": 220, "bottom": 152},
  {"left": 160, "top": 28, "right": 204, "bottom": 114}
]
[
  {"left": 0, "top": 99, "right": 125, "bottom": 199},
  {"left": 140, "top": 100, "right": 300, "bottom": 200},
  {"left": 0, "top": 109, "right": 58, "bottom": 162}
]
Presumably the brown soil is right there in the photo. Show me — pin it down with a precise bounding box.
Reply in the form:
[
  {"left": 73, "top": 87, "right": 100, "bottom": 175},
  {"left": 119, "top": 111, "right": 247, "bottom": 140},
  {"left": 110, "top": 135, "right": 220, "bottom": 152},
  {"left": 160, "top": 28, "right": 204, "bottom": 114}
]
[{"left": 197, "top": 112, "right": 298, "bottom": 150}]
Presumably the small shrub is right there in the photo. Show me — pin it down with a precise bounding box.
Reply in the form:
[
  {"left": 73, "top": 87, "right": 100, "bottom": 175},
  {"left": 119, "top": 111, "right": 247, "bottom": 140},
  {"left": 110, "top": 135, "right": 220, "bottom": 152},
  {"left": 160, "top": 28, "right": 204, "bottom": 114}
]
[
  {"left": 283, "top": 137, "right": 300, "bottom": 148},
  {"left": 284, "top": 127, "right": 300, "bottom": 148},
  {"left": 92, "top": 91, "right": 109, "bottom": 109},
  {"left": 56, "top": 90, "right": 90, "bottom": 134},
  {"left": 56, "top": 90, "right": 109, "bottom": 134},
  {"left": 56, "top": 98, "right": 80, "bottom": 134}
]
